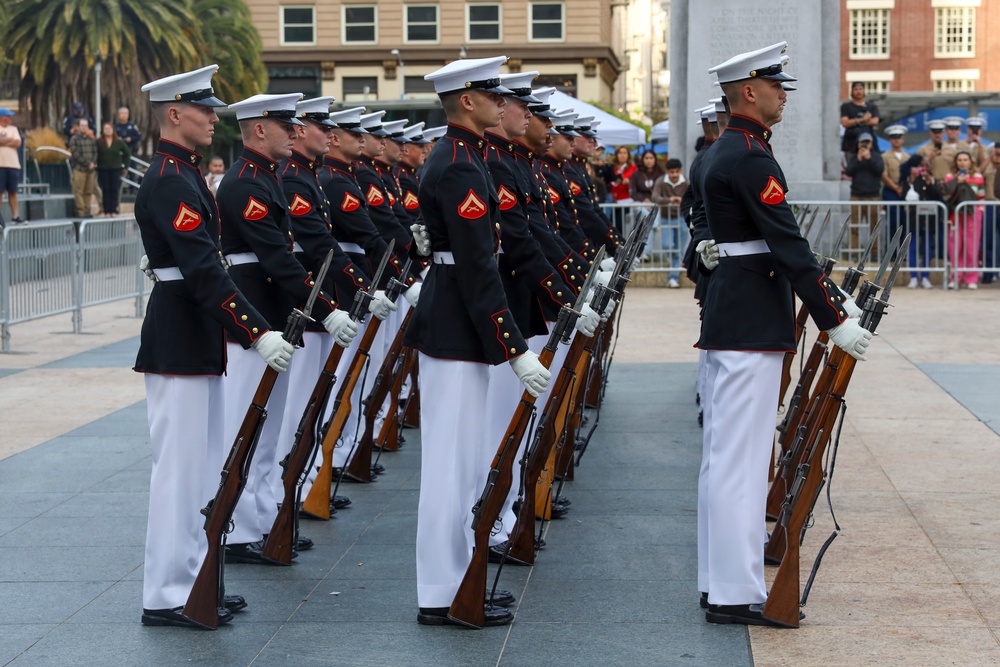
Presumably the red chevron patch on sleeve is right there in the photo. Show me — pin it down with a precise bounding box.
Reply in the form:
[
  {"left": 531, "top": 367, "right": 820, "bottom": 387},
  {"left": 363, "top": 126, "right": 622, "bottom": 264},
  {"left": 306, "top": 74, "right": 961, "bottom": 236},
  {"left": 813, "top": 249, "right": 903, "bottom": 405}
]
[
  {"left": 243, "top": 196, "right": 268, "bottom": 221},
  {"left": 458, "top": 189, "right": 487, "bottom": 219},
  {"left": 172, "top": 203, "right": 202, "bottom": 231},
  {"left": 366, "top": 184, "right": 385, "bottom": 205},
  {"left": 759, "top": 176, "right": 785, "bottom": 205},
  {"left": 289, "top": 193, "right": 312, "bottom": 216},
  {"left": 342, "top": 193, "right": 361, "bottom": 212},
  {"left": 547, "top": 186, "right": 561, "bottom": 204},
  {"left": 497, "top": 185, "right": 517, "bottom": 211},
  {"left": 403, "top": 191, "right": 419, "bottom": 210}
]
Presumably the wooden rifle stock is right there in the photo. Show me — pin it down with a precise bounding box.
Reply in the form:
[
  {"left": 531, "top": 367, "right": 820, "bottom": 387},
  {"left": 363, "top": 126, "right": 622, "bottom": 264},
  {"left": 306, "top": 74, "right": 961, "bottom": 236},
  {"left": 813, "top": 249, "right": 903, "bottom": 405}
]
[
  {"left": 778, "top": 303, "right": 810, "bottom": 408},
  {"left": 507, "top": 335, "right": 586, "bottom": 564},
  {"left": 447, "top": 347, "right": 555, "bottom": 628},
  {"left": 261, "top": 343, "right": 346, "bottom": 563},
  {"left": 183, "top": 368, "right": 278, "bottom": 628},
  {"left": 301, "top": 318, "right": 382, "bottom": 517},
  {"left": 764, "top": 348, "right": 857, "bottom": 627},
  {"left": 345, "top": 310, "right": 413, "bottom": 481}
]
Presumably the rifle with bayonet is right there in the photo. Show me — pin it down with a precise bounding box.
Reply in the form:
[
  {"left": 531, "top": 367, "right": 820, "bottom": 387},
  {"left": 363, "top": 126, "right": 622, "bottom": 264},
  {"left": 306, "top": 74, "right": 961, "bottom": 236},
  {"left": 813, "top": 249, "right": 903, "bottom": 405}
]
[
  {"left": 373, "top": 347, "right": 412, "bottom": 453},
  {"left": 300, "top": 241, "right": 394, "bottom": 517},
  {"left": 762, "top": 235, "right": 908, "bottom": 628},
  {"left": 447, "top": 246, "right": 606, "bottom": 628},
  {"left": 183, "top": 252, "right": 332, "bottom": 628},
  {"left": 767, "top": 224, "right": 896, "bottom": 520},
  {"left": 343, "top": 259, "right": 413, "bottom": 482}
]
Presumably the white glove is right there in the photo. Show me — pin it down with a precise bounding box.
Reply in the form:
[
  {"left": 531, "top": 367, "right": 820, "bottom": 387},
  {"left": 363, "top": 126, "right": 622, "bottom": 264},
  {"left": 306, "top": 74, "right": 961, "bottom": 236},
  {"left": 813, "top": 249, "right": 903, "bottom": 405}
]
[
  {"left": 410, "top": 223, "right": 431, "bottom": 257},
  {"left": 836, "top": 285, "right": 863, "bottom": 319},
  {"left": 419, "top": 265, "right": 430, "bottom": 280},
  {"left": 599, "top": 257, "right": 616, "bottom": 272},
  {"left": 403, "top": 282, "right": 421, "bottom": 307},
  {"left": 139, "top": 254, "right": 154, "bottom": 282},
  {"left": 323, "top": 310, "right": 359, "bottom": 348},
  {"left": 368, "top": 290, "right": 397, "bottom": 321},
  {"left": 593, "top": 270, "right": 612, "bottom": 288},
  {"left": 509, "top": 350, "right": 552, "bottom": 398},
  {"left": 252, "top": 331, "right": 295, "bottom": 372},
  {"left": 825, "top": 319, "right": 872, "bottom": 361},
  {"left": 573, "top": 303, "right": 601, "bottom": 337},
  {"left": 600, "top": 298, "right": 617, "bottom": 321},
  {"left": 696, "top": 239, "right": 720, "bottom": 270}
]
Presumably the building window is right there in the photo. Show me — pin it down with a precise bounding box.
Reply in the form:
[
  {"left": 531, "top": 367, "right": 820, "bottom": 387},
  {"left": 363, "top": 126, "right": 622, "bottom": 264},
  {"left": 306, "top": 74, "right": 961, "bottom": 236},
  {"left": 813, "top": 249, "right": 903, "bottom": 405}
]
[
  {"left": 535, "top": 74, "right": 576, "bottom": 97},
  {"left": 280, "top": 6, "right": 316, "bottom": 46},
  {"left": 529, "top": 3, "right": 564, "bottom": 42},
  {"left": 935, "top": 7, "right": 976, "bottom": 58},
  {"left": 343, "top": 5, "right": 377, "bottom": 44},
  {"left": 467, "top": 4, "right": 501, "bottom": 42},
  {"left": 343, "top": 76, "right": 379, "bottom": 102},
  {"left": 849, "top": 9, "right": 890, "bottom": 59},
  {"left": 934, "top": 79, "right": 975, "bottom": 93},
  {"left": 405, "top": 5, "right": 439, "bottom": 43}
]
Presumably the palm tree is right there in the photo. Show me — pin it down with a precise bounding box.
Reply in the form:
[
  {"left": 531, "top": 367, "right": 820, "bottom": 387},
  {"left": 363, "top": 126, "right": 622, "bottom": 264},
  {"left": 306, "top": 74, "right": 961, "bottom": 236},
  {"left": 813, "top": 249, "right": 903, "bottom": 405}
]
[
  {"left": 5, "top": 0, "right": 267, "bottom": 137},
  {"left": 192, "top": 0, "right": 268, "bottom": 103}
]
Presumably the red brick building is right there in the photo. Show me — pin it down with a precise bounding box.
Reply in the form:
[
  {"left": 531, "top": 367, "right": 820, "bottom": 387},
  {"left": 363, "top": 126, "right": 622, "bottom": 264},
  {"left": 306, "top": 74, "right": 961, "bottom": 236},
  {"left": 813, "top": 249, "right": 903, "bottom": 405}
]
[{"left": 840, "top": 0, "right": 1000, "bottom": 98}]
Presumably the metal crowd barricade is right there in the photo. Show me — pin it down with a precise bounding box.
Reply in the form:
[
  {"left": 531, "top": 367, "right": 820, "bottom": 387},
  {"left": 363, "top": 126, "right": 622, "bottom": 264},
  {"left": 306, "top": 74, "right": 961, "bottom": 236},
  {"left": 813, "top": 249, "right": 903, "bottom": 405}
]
[
  {"left": 948, "top": 200, "right": 1000, "bottom": 289},
  {"left": 786, "top": 200, "right": 950, "bottom": 287},
  {"left": 1, "top": 216, "right": 148, "bottom": 352}
]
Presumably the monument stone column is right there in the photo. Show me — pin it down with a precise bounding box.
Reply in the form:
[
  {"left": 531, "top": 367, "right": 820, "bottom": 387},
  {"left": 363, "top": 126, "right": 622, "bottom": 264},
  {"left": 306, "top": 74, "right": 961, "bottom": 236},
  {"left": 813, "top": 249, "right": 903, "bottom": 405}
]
[{"left": 669, "top": 0, "right": 844, "bottom": 200}]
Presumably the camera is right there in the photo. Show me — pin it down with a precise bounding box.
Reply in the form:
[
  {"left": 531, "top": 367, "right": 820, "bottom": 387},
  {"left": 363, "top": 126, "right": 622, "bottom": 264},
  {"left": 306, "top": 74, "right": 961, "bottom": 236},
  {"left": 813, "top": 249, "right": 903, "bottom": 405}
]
[{"left": 934, "top": 141, "right": 942, "bottom": 150}]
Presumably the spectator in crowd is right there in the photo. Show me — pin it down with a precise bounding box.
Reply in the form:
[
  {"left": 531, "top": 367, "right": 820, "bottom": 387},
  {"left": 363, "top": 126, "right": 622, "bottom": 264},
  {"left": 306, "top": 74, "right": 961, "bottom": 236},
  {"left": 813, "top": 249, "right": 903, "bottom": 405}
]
[
  {"left": 0, "top": 108, "right": 24, "bottom": 225},
  {"left": 881, "top": 125, "right": 910, "bottom": 264},
  {"left": 651, "top": 157, "right": 688, "bottom": 288},
  {"left": 844, "top": 132, "right": 884, "bottom": 256},
  {"left": 840, "top": 82, "right": 880, "bottom": 163},
  {"left": 68, "top": 118, "right": 99, "bottom": 217},
  {"left": 591, "top": 143, "right": 614, "bottom": 203},
  {"left": 629, "top": 149, "right": 664, "bottom": 203},
  {"left": 204, "top": 156, "right": 226, "bottom": 196},
  {"left": 942, "top": 151, "right": 985, "bottom": 289},
  {"left": 114, "top": 106, "right": 142, "bottom": 155},
  {"left": 901, "top": 155, "right": 942, "bottom": 289},
  {"left": 981, "top": 146, "right": 1000, "bottom": 284},
  {"left": 965, "top": 116, "right": 992, "bottom": 172},
  {"left": 919, "top": 118, "right": 969, "bottom": 182},
  {"left": 62, "top": 101, "right": 95, "bottom": 139},
  {"left": 95, "top": 121, "right": 131, "bottom": 217},
  {"left": 610, "top": 145, "right": 636, "bottom": 202}
]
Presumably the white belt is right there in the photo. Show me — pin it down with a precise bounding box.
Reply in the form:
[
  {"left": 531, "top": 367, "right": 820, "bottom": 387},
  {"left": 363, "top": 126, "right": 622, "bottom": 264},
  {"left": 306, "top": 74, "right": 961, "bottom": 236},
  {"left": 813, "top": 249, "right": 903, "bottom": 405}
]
[
  {"left": 339, "top": 242, "right": 364, "bottom": 254},
  {"left": 226, "top": 252, "right": 259, "bottom": 266},
  {"left": 717, "top": 240, "right": 770, "bottom": 257},
  {"left": 292, "top": 242, "right": 303, "bottom": 253},
  {"left": 432, "top": 251, "right": 455, "bottom": 265},
  {"left": 152, "top": 267, "right": 183, "bottom": 282}
]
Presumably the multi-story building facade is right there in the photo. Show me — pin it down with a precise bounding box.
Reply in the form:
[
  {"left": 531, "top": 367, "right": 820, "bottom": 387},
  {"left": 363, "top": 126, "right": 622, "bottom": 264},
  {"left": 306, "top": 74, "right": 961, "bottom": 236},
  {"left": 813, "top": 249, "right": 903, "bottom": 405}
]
[
  {"left": 616, "top": 0, "right": 669, "bottom": 124},
  {"left": 841, "top": 0, "right": 1000, "bottom": 98},
  {"left": 246, "top": 0, "right": 623, "bottom": 107}
]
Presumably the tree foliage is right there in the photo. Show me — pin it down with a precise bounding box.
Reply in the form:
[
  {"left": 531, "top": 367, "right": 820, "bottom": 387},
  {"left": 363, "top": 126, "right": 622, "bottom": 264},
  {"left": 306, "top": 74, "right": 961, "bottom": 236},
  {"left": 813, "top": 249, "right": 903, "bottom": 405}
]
[{"left": 4, "top": 0, "right": 267, "bottom": 141}]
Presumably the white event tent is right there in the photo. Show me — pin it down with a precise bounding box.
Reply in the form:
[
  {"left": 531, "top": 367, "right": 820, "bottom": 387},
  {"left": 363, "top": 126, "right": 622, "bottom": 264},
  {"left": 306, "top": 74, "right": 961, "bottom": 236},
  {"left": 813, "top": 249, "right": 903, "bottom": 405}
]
[{"left": 548, "top": 90, "right": 647, "bottom": 146}]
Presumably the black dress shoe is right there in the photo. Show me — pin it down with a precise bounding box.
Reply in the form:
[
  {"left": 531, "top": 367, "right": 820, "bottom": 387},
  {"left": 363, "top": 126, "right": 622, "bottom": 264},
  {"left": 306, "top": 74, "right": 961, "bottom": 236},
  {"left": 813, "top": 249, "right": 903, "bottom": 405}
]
[
  {"left": 141, "top": 606, "right": 232, "bottom": 628},
  {"left": 487, "top": 542, "right": 531, "bottom": 566},
  {"left": 549, "top": 504, "right": 569, "bottom": 519},
  {"left": 487, "top": 589, "right": 515, "bottom": 607},
  {"left": 553, "top": 495, "right": 571, "bottom": 506},
  {"left": 700, "top": 592, "right": 708, "bottom": 609},
  {"left": 296, "top": 535, "right": 314, "bottom": 551},
  {"left": 705, "top": 603, "right": 798, "bottom": 628},
  {"left": 417, "top": 606, "right": 513, "bottom": 627},
  {"left": 371, "top": 463, "right": 385, "bottom": 475},
  {"left": 300, "top": 506, "right": 333, "bottom": 520},
  {"left": 224, "top": 594, "right": 247, "bottom": 612},
  {"left": 332, "top": 495, "right": 351, "bottom": 509},
  {"left": 225, "top": 542, "right": 267, "bottom": 564}
]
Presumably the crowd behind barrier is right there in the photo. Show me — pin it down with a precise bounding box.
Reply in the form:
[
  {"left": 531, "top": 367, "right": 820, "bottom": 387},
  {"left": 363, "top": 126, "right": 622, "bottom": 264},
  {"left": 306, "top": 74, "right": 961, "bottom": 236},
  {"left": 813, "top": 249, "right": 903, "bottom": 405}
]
[{"left": 2, "top": 198, "right": 997, "bottom": 351}]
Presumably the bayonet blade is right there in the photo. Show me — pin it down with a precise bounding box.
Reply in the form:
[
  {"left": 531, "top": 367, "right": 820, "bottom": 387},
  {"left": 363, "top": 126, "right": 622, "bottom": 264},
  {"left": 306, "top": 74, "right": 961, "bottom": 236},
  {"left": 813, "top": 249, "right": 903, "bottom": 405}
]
[
  {"left": 879, "top": 232, "right": 910, "bottom": 304},
  {"left": 830, "top": 214, "right": 851, "bottom": 258},
  {"left": 576, "top": 245, "right": 607, "bottom": 312},
  {"left": 855, "top": 217, "right": 884, "bottom": 275},
  {"left": 368, "top": 239, "right": 395, "bottom": 298},
  {"left": 800, "top": 207, "right": 819, "bottom": 240},
  {"left": 302, "top": 250, "right": 334, "bottom": 319},
  {"left": 810, "top": 209, "right": 832, "bottom": 250},
  {"left": 873, "top": 225, "right": 903, "bottom": 289}
]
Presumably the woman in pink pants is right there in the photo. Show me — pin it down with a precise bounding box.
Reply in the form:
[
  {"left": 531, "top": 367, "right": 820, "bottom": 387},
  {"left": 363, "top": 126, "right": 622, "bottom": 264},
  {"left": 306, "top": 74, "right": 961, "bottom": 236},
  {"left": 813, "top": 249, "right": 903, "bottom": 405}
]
[{"left": 943, "top": 151, "right": 985, "bottom": 289}]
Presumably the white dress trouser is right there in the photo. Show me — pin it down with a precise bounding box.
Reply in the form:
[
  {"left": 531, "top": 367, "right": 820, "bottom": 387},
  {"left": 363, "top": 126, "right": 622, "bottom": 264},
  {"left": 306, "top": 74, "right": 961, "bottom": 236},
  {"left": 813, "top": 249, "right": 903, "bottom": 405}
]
[
  {"left": 698, "top": 349, "right": 782, "bottom": 606},
  {"left": 271, "top": 331, "right": 334, "bottom": 502},
  {"left": 484, "top": 348, "right": 529, "bottom": 546},
  {"left": 416, "top": 354, "right": 492, "bottom": 608},
  {"left": 142, "top": 374, "right": 225, "bottom": 610},
  {"left": 224, "top": 342, "right": 291, "bottom": 544}
]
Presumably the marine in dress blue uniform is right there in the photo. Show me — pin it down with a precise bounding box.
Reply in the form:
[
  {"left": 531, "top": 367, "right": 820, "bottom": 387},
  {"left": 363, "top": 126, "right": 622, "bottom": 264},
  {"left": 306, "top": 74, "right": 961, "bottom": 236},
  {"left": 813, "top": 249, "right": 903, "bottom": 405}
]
[
  {"left": 215, "top": 93, "right": 355, "bottom": 562},
  {"left": 540, "top": 111, "right": 593, "bottom": 259},
  {"left": 402, "top": 56, "right": 551, "bottom": 627},
  {"left": 396, "top": 123, "right": 431, "bottom": 225},
  {"left": 695, "top": 43, "right": 871, "bottom": 627},
  {"left": 135, "top": 65, "right": 293, "bottom": 629}
]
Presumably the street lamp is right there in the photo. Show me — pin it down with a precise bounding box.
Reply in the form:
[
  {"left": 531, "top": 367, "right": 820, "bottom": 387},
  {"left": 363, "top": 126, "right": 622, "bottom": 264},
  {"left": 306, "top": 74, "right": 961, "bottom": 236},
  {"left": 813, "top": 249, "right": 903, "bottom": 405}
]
[
  {"left": 391, "top": 49, "right": 405, "bottom": 100},
  {"left": 94, "top": 52, "right": 102, "bottom": 132}
]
